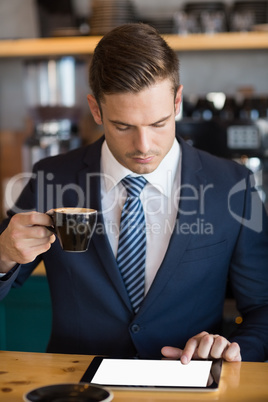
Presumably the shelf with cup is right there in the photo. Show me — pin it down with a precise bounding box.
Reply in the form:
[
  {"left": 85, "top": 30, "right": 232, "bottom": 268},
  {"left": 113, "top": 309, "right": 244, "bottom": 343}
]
[{"left": 0, "top": 31, "right": 267, "bottom": 58}]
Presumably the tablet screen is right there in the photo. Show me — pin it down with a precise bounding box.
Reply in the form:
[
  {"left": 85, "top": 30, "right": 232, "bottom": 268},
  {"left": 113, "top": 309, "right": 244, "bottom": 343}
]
[{"left": 80, "top": 357, "right": 222, "bottom": 391}]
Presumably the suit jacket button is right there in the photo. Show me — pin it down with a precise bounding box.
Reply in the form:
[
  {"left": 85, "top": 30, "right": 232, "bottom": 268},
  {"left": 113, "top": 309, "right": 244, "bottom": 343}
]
[{"left": 131, "top": 324, "right": 140, "bottom": 333}]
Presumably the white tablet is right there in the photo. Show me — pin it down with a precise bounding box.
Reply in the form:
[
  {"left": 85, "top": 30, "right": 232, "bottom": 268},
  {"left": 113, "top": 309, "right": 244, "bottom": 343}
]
[{"left": 80, "top": 357, "right": 222, "bottom": 392}]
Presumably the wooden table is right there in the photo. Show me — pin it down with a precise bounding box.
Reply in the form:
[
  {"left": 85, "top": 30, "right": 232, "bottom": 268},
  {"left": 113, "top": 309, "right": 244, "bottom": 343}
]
[{"left": 0, "top": 351, "right": 267, "bottom": 401}]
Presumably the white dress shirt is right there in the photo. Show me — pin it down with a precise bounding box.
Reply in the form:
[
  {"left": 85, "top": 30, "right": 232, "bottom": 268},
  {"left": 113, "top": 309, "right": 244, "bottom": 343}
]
[{"left": 100, "top": 138, "right": 181, "bottom": 293}]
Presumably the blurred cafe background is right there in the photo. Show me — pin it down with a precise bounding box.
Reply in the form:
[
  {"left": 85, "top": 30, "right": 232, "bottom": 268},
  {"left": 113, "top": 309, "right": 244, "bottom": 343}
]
[{"left": 0, "top": 0, "right": 267, "bottom": 352}]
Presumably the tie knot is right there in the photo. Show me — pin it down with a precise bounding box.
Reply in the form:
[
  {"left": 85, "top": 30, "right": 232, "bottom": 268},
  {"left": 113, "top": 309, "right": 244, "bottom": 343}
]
[{"left": 121, "top": 176, "right": 147, "bottom": 198}]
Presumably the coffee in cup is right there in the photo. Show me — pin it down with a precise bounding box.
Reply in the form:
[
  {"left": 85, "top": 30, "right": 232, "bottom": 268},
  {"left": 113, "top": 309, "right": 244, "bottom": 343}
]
[{"left": 47, "top": 207, "right": 97, "bottom": 252}]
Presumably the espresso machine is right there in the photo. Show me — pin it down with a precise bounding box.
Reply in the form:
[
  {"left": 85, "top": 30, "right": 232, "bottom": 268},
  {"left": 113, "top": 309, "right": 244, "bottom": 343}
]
[
  {"left": 176, "top": 92, "right": 268, "bottom": 332},
  {"left": 23, "top": 57, "right": 82, "bottom": 172},
  {"left": 176, "top": 93, "right": 268, "bottom": 210}
]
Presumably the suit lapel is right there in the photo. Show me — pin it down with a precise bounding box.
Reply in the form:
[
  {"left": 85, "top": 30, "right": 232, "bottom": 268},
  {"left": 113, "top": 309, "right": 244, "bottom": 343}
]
[
  {"left": 77, "top": 137, "right": 133, "bottom": 312},
  {"left": 138, "top": 140, "right": 207, "bottom": 314}
]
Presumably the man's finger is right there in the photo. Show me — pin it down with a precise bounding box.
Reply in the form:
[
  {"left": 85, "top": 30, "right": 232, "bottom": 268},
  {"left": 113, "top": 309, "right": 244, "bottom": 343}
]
[
  {"left": 209, "top": 336, "right": 229, "bottom": 359},
  {"left": 197, "top": 334, "right": 216, "bottom": 359},
  {"left": 161, "top": 346, "right": 183, "bottom": 359},
  {"left": 180, "top": 336, "right": 200, "bottom": 364},
  {"left": 223, "top": 342, "right": 241, "bottom": 362}
]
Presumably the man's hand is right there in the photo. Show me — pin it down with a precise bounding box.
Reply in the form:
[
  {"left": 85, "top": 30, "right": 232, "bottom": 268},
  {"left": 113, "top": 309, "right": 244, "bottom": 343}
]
[
  {"left": 0, "top": 211, "right": 56, "bottom": 273},
  {"left": 161, "top": 331, "right": 241, "bottom": 364}
]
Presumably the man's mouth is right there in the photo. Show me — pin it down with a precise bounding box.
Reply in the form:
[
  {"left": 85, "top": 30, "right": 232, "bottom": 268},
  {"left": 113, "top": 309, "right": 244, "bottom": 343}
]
[{"left": 132, "top": 156, "right": 154, "bottom": 163}]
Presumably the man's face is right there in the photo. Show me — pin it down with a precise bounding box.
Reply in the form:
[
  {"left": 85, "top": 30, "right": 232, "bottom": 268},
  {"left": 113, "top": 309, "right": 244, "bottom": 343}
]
[{"left": 87, "top": 79, "right": 183, "bottom": 174}]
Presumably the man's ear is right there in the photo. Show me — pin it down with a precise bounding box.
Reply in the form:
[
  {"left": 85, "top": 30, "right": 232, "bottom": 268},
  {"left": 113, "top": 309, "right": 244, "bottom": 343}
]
[
  {"left": 175, "top": 85, "right": 183, "bottom": 117},
  {"left": 87, "top": 94, "right": 103, "bottom": 125}
]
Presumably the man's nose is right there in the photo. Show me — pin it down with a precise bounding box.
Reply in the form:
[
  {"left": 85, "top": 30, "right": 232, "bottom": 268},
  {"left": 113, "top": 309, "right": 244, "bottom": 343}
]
[{"left": 133, "top": 128, "right": 151, "bottom": 154}]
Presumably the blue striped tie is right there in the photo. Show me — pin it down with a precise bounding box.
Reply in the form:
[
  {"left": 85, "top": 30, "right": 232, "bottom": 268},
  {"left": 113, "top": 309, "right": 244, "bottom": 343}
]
[{"left": 117, "top": 176, "right": 147, "bottom": 314}]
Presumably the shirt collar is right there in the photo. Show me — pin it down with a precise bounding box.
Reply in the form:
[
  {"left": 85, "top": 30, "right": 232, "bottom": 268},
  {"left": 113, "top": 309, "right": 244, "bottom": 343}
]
[{"left": 101, "top": 138, "right": 180, "bottom": 197}]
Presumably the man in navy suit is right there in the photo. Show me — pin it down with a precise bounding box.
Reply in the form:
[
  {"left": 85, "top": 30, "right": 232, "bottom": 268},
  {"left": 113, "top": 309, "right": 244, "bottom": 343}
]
[{"left": 0, "top": 23, "right": 268, "bottom": 362}]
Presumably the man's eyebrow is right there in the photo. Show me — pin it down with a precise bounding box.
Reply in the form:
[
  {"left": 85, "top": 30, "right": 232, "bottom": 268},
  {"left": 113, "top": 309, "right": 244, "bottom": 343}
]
[
  {"left": 109, "top": 120, "right": 133, "bottom": 127},
  {"left": 109, "top": 114, "right": 172, "bottom": 127},
  {"left": 151, "top": 114, "right": 172, "bottom": 125}
]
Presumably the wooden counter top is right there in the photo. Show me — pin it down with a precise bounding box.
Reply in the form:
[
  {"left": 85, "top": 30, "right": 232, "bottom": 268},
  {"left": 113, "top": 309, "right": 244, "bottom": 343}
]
[{"left": 0, "top": 350, "right": 267, "bottom": 401}]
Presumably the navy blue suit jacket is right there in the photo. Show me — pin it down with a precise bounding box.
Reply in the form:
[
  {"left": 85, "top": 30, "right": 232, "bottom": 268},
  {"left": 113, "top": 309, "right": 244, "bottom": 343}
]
[{"left": 1, "top": 137, "right": 268, "bottom": 361}]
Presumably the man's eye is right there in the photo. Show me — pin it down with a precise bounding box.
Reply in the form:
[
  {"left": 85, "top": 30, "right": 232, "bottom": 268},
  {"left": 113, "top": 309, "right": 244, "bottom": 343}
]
[
  {"left": 152, "top": 123, "right": 165, "bottom": 128},
  {"left": 116, "top": 125, "right": 129, "bottom": 131}
]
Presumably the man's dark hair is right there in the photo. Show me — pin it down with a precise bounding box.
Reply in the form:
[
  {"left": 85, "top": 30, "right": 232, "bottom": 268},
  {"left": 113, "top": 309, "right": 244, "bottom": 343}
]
[{"left": 89, "top": 23, "right": 180, "bottom": 104}]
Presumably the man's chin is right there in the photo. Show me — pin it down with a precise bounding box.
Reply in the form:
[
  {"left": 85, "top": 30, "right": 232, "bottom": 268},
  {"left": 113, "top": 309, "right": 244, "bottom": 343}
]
[{"left": 128, "top": 163, "right": 158, "bottom": 175}]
